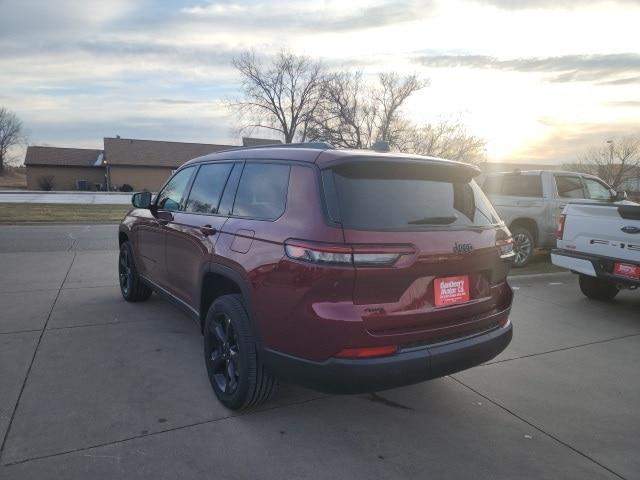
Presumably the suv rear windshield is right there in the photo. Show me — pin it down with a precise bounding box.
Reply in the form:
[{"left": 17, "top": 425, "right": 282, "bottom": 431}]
[{"left": 322, "top": 161, "right": 501, "bottom": 230}]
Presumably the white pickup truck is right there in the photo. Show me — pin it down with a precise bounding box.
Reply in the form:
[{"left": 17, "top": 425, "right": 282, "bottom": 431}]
[
  {"left": 479, "top": 170, "right": 622, "bottom": 267},
  {"left": 552, "top": 202, "right": 640, "bottom": 300}
]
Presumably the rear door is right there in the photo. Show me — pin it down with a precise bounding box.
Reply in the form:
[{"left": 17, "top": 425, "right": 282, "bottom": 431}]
[
  {"left": 164, "top": 162, "right": 235, "bottom": 309},
  {"left": 323, "top": 160, "right": 510, "bottom": 338}
]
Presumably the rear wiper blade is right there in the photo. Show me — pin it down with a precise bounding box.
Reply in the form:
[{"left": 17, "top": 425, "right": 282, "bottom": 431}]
[{"left": 408, "top": 215, "right": 458, "bottom": 225}]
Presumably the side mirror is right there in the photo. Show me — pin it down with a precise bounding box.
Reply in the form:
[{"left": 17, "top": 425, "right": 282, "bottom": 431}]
[
  {"left": 614, "top": 190, "right": 628, "bottom": 202},
  {"left": 132, "top": 191, "right": 152, "bottom": 209}
]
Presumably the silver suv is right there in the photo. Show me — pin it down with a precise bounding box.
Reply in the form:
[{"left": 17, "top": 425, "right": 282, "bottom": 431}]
[{"left": 479, "top": 170, "right": 619, "bottom": 267}]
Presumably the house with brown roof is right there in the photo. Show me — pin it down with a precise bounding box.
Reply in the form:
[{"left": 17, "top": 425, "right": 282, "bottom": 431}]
[
  {"left": 24, "top": 146, "right": 105, "bottom": 191},
  {"left": 103, "top": 137, "right": 233, "bottom": 191},
  {"left": 24, "top": 136, "right": 272, "bottom": 191}
]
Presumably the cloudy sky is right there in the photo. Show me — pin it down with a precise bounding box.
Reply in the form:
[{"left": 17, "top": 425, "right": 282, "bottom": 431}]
[{"left": 1, "top": 0, "right": 639, "bottom": 163}]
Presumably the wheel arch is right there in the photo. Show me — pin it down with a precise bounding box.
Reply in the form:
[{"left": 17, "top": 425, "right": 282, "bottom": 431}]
[{"left": 199, "top": 265, "right": 261, "bottom": 341}]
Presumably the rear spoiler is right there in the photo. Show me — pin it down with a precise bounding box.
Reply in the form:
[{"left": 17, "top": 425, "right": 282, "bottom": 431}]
[{"left": 321, "top": 156, "right": 481, "bottom": 182}]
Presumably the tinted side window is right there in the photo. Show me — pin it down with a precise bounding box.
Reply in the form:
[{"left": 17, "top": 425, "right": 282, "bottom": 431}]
[
  {"left": 232, "top": 163, "right": 290, "bottom": 220},
  {"left": 185, "top": 163, "right": 233, "bottom": 214},
  {"left": 556, "top": 176, "right": 585, "bottom": 199},
  {"left": 156, "top": 167, "right": 194, "bottom": 211},
  {"left": 481, "top": 176, "right": 502, "bottom": 195},
  {"left": 218, "top": 163, "right": 242, "bottom": 216},
  {"left": 583, "top": 178, "right": 612, "bottom": 201},
  {"left": 501, "top": 174, "right": 543, "bottom": 197}
]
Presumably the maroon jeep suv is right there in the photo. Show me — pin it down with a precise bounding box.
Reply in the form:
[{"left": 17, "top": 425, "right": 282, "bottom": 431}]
[{"left": 118, "top": 144, "right": 514, "bottom": 409}]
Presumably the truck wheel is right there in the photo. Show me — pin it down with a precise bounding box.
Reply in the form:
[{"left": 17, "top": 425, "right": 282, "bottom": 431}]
[
  {"left": 578, "top": 274, "right": 619, "bottom": 301},
  {"left": 204, "top": 294, "right": 278, "bottom": 410},
  {"left": 511, "top": 226, "right": 534, "bottom": 267},
  {"left": 118, "top": 241, "right": 152, "bottom": 302}
]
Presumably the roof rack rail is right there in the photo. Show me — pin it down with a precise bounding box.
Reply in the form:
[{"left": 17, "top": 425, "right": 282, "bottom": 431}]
[{"left": 217, "top": 142, "right": 335, "bottom": 154}]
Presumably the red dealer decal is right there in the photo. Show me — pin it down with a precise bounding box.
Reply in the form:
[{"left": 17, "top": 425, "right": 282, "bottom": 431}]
[{"left": 434, "top": 275, "right": 470, "bottom": 307}]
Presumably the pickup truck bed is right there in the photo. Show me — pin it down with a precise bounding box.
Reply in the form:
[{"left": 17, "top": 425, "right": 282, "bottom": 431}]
[{"left": 552, "top": 202, "right": 640, "bottom": 300}]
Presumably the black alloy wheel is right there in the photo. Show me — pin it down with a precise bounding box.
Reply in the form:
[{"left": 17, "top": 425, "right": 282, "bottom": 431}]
[
  {"left": 203, "top": 294, "right": 277, "bottom": 410},
  {"left": 118, "top": 241, "right": 152, "bottom": 302},
  {"left": 206, "top": 312, "right": 241, "bottom": 395},
  {"left": 119, "top": 246, "right": 132, "bottom": 296}
]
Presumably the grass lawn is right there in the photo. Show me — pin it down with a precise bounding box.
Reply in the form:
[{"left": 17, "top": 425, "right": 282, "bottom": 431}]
[{"left": 0, "top": 203, "right": 130, "bottom": 223}]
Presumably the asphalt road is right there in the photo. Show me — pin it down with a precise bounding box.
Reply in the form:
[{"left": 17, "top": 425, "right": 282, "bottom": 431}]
[{"left": 1, "top": 225, "right": 638, "bottom": 479}]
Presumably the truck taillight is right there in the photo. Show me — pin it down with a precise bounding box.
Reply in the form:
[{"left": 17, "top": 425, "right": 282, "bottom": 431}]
[
  {"left": 284, "top": 240, "right": 414, "bottom": 267},
  {"left": 557, "top": 214, "right": 566, "bottom": 240}
]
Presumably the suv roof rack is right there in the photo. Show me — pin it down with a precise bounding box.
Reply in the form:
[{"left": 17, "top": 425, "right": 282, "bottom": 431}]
[{"left": 217, "top": 142, "right": 335, "bottom": 154}]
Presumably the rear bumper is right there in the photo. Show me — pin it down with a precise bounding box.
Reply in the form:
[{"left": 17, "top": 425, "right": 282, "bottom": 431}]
[
  {"left": 263, "top": 321, "right": 513, "bottom": 394},
  {"left": 551, "top": 249, "right": 640, "bottom": 287}
]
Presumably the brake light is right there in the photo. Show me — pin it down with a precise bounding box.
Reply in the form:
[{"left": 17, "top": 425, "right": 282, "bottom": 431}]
[
  {"left": 557, "top": 214, "right": 566, "bottom": 240},
  {"left": 495, "top": 229, "right": 514, "bottom": 258},
  {"left": 284, "top": 241, "right": 352, "bottom": 265},
  {"left": 335, "top": 345, "right": 398, "bottom": 358},
  {"left": 284, "top": 240, "right": 413, "bottom": 267}
]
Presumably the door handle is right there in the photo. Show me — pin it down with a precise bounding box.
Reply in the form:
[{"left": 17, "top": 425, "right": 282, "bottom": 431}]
[{"left": 200, "top": 225, "right": 217, "bottom": 236}]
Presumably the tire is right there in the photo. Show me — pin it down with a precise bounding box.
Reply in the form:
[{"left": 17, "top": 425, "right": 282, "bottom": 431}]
[
  {"left": 203, "top": 294, "right": 278, "bottom": 410},
  {"left": 118, "top": 241, "right": 152, "bottom": 302},
  {"left": 511, "top": 226, "right": 535, "bottom": 268},
  {"left": 578, "top": 274, "right": 619, "bottom": 301}
]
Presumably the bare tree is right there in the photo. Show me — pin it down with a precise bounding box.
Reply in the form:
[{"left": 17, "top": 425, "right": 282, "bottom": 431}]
[
  {"left": 0, "top": 107, "right": 26, "bottom": 173},
  {"left": 307, "top": 71, "right": 426, "bottom": 149},
  {"left": 564, "top": 135, "right": 640, "bottom": 189},
  {"left": 231, "top": 51, "right": 325, "bottom": 143},
  {"left": 400, "top": 120, "right": 487, "bottom": 164}
]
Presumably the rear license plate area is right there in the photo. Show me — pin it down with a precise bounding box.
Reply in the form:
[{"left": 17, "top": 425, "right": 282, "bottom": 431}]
[
  {"left": 434, "top": 275, "right": 470, "bottom": 307},
  {"left": 613, "top": 263, "right": 640, "bottom": 280}
]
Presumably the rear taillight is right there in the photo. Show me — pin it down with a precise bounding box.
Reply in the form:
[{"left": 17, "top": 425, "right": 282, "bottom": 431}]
[
  {"left": 335, "top": 345, "right": 398, "bottom": 359},
  {"left": 495, "top": 229, "right": 514, "bottom": 259},
  {"left": 284, "top": 240, "right": 414, "bottom": 267},
  {"left": 557, "top": 214, "right": 566, "bottom": 240},
  {"left": 284, "top": 241, "right": 352, "bottom": 265},
  {"left": 352, "top": 244, "right": 415, "bottom": 266}
]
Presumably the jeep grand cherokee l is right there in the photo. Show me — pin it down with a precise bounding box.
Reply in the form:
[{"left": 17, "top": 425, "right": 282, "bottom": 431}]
[{"left": 118, "top": 144, "right": 514, "bottom": 410}]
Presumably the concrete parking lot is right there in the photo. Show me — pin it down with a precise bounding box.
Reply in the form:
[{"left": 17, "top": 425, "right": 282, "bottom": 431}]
[{"left": 0, "top": 224, "right": 638, "bottom": 479}]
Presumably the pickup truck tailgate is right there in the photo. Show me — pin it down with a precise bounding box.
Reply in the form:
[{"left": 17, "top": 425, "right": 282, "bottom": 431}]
[{"left": 561, "top": 203, "right": 640, "bottom": 263}]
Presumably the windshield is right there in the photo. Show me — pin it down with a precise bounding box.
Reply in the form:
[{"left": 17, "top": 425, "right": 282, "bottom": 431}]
[{"left": 323, "top": 161, "right": 501, "bottom": 230}]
